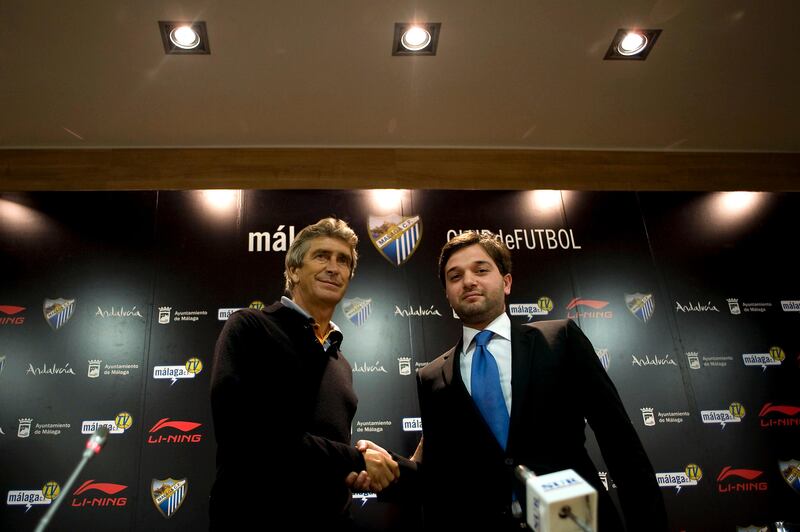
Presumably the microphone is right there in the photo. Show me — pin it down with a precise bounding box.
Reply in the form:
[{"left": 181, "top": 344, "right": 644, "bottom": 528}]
[
  {"left": 34, "top": 427, "right": 110, "bottom": 532},
  {"left": 514, "top": 466, "right": 597, "bottom": 532}
]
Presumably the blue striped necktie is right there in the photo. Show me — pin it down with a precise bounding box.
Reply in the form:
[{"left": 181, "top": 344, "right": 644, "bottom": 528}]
[{"left": 470, "top": 329, "right": 509, "bottom": 449}]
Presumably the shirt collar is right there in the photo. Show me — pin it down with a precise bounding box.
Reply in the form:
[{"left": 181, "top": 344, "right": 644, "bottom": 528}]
[
  {"left": 281, "top": 296, "right": 341, "bottom": 333},
  {"left": 462, "top": 312, "right": 511, "bottom": 353}
]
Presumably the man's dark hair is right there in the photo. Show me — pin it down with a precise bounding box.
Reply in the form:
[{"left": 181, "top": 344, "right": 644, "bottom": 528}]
[{"left": 438, "top": 231, "right": 512, "bottom": 286}]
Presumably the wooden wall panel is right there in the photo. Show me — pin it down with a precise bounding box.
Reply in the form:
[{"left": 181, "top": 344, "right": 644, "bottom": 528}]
[{"left": 1, "top": 148, "right": 798, "bottom": 191}]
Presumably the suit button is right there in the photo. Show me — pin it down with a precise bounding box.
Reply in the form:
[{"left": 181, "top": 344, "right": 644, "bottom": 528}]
[{"left": 504, "top": 458, "right": 514, "bottom": 466}]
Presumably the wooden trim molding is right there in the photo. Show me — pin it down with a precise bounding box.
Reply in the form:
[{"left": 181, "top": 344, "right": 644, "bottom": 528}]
[{"left": 1, "top": 148, "right": 798, "bottom": 191}]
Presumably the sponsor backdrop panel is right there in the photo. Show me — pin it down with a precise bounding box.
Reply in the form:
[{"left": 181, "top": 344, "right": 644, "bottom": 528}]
[
  {"left": 557, "top": 191, "right": 704, "bottom": 528},
  {"left": 640, "top": 192, "right": 800, "bottom": 531},
  {"left": 1, "top": 190, "right": 798, "bottom": 532},
  {"left": 1, "top": 192, "right": 157, "bottom": 532}
]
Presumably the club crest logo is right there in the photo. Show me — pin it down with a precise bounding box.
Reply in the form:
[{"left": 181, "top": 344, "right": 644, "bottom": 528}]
[
  {"left": 43, "top": 298, "right": 76, "bottom": 330},
  {"left": 595, "top": 348, "right": 610, "bottom": 370},
  {"left": 779, "top": 459, "right": 800, "bottom": 495},
  {"left": 151, "top": 478, "right": 188, "bottom": 518},
  {"left": 343, "top": 298, "right": 373, "bottom": 327},
  {"left": 368, "top": 214, "right": 422, "bottom": 266},
  {"left": 625, "top": 293, "right": 655, "bottom": 323}
]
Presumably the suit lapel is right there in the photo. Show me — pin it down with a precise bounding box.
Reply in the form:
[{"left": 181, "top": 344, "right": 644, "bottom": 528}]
[{"left": 508, "top": 324, "right": 535, "bottom": 450}]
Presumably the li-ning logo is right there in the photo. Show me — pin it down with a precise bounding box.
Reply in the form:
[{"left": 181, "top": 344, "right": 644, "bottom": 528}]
[
  {"left": 641, "top": 408, "right": 655, "bottom": 426},
  {"left": 0, "top": 305, "right": 26, "bottom": 326},
  {"left": 566, "top": 298, "right": 612, "bottom": 319},
  {"left": 759, "top": 403, "right": 800, "bottom": 428},
  {"left": 147, "top": 418, "right": 203, "bottom": 444},
  {"left": 717, "top": 466, "right": 768, "bottom": 493},
  {"left": 72, "top": 480, "right": 128, "bottom": 507}
]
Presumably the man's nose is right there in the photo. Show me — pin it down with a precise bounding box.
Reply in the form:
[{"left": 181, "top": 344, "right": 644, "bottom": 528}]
[{"left": 325, "top": 258, "right": 342, "bottom": 274}]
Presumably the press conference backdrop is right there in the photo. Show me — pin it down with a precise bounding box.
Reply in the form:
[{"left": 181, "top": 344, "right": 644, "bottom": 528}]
[{"left": 0, "top": 190, "right": 798, "bottom": 532}]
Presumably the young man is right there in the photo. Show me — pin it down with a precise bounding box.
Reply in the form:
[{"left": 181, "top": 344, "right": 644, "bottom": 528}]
[
  {"left": 415, "top": 231, "right": 668, "bottom": 531},
  {"left": 209, "top": 218, "right": 398, "bottom": 531}
]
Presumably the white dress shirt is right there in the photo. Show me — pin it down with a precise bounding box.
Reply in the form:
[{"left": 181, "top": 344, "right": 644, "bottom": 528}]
[{"left": 459, "top": 312, "right": 512, "bottom": 415}]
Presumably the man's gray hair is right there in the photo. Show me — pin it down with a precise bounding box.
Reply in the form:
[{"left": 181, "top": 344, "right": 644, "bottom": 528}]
[{"left": 284, "top": 217, "right": 359, "bottom": 294}]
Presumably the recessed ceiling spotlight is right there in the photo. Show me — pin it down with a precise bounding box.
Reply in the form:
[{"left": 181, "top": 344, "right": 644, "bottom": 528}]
[
  {"left": 392, "top": 22, "right": 441, "bottom": 56},
  {"left": 604, "top": 29, "right": 661, "bottom": 60},
  {"left": 170, "top": 26, "right": 200, "bottom": 49},
  {"left": 159, "top": 21, "right": 211, "bottom": 55},
  {"left": 401, "top": 27, "right": 432, "bottom": 51}
]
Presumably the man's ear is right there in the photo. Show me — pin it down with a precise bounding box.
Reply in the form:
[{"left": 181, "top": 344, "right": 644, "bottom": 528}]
[{"left": 503, "top": 273, "right": 512, "bottom": 296}]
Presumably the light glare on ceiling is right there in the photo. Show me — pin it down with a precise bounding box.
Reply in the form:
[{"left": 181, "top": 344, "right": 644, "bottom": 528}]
[
  {"left": 170, "top": 26, "right": 200, "bottom": 49},
  {"left": 618, "top": 32, "right": 647, "bottom": 55},
  {"left": 401, "top": 27, "right": 432, "bottom": 51}
]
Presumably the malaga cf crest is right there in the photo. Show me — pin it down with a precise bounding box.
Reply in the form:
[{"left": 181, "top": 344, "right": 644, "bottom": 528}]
[
  {"left": 625, "top": 293, "right": 655, "bottom": 323},
  {"left": 779, "top": 459, "right": 800, "bottom": 495},
  {"left": 151, "top": 478, "right": 187, "bottom": 518},
  {"left": 368, "top": 214, "right": 422, "bottom": 266},
  {"left": 43, "top": 298, "right": 76, "bottom": 330},
  {"left": 343, "top": 298, "right": 372, "bottom": 327}
]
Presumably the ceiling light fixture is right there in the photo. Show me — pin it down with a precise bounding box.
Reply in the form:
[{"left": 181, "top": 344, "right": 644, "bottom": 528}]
[
  {"left": 604, "top": 29, "right": 661, "bottom": 60},
  {"left": 392, "top": 22, "right": 441, "bottom": 56},
  {"left": 159, "top": 21, "right": 211, "bottom": 55}
]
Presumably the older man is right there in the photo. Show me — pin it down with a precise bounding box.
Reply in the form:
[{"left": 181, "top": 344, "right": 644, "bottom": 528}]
[{"left": 209, "top": 218, "right": 398, "bottom": 531}]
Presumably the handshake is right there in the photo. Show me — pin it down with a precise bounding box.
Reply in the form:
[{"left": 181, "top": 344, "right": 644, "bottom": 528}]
[
  {"left": 345, "top": 437, "right": 423, "bottom": 493},
  {"left": 345, "top": 440, "right": 399, "bottom": 493}
]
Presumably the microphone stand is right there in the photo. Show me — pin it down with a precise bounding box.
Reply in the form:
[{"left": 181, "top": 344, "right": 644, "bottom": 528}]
[{"left": 34, "top": 427, "right": 109, "bottom": 532}]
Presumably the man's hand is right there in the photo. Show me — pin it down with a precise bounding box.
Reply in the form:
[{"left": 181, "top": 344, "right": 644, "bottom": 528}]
[
  {"left": 410, "top": 436, "right": 423, "bottom": 463},
  {"left": 363, "top": 448, "right": 399, "bottom": 491},
  {"left": 345, "top": 470, "right": 370, "bottom": 491},
  {"left": 344, "top": 440, "right": 399, "bottom": 493}
]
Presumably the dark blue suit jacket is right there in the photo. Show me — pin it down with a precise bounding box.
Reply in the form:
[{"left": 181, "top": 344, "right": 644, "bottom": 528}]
[{"left": 416, "top": 318, "right": 668, "bottom": 531}]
